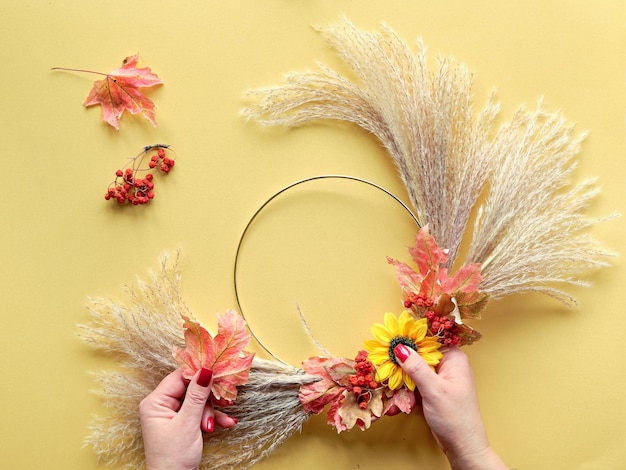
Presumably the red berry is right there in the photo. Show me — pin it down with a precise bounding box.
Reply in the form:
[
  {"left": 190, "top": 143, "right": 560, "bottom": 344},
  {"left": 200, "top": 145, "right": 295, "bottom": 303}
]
[{"left": 105, "top": 145, "right": 173, "bottom": 205}]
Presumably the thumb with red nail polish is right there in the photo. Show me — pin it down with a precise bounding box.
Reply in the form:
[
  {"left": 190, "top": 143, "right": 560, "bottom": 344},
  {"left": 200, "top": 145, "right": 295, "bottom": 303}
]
[
  {"left": 196, "top": 367, "right": 213, "bottom": 387},
  {"left": 393, "top": 343, "right": 412, "bottom": 363},
  {"left": 179, "top": 368, "right": 214, "bottom": 423},
  {"left": 140, "top": 368, "right": 216, "bottom": 470}
]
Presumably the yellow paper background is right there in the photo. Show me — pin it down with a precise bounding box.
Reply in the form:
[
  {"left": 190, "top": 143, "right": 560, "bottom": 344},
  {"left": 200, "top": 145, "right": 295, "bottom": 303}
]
[{"left": 1, "top": 1, "right": 625, "bottom": 468}]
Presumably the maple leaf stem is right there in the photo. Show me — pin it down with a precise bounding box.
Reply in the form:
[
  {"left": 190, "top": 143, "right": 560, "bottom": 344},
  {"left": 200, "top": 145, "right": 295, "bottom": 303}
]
[{"left": 50, "top": 66, "right": 109, "bottom": 77}]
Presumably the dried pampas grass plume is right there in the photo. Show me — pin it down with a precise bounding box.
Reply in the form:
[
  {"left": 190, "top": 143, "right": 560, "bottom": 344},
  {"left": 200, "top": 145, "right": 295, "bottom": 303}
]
[
  {"left": 467, "top": 105, "right": 611, "bottom": 304},
  {"left": 243, "top": 17, "right": 614, "bottom": 305},
  {"left": 80, "top": 252, "right": 318, "bottom": 469}
]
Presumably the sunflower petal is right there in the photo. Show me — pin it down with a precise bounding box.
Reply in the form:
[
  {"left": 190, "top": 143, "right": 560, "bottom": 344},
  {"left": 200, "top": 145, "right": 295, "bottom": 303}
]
[
  {"left": 398, "top": 310, "right": 412, "bottom": 335},
  {"left": 364, "top": 339, "right": 385, "bottom": 352},
  {"left": 383, "top": 312, "right": 399, "bottom": 334},
  {"left": 376, "top": 361, "right": 396, "bottom": 382},
  {"left": 420, "top": 350, "right": 443, "bottom": 366},
  {"left": 370, "top": 324, "right": 393, "bottom": 342},
  {"left": 418, "top": 340, "right": 441, "bottom": 353},
  {"left": 403, "top": 372, "right": 416, "bottom": 391},
  {"left": 388, "top": 367, "right": 404, "bottom": 390},
  {"left": 411, "top": 320, "right": 428, "bottom": 341},
  {"left": 367, "top": 351, "right": 390, "bottom": 364}
]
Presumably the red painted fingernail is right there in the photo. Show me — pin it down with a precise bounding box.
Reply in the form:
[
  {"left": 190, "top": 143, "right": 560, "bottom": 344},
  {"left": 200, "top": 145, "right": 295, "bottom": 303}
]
[
  {"left": 232, "top": 417, "right": 238, "bottom": 425},
  {"left": 197, "top": 367, "right": 213, "bottom": 387},
  {"left": 394, "top": 344, "right": 411, "bottom": 363},
  {"left": 206, "top": 416, "right": 214, "bottom": 432}
]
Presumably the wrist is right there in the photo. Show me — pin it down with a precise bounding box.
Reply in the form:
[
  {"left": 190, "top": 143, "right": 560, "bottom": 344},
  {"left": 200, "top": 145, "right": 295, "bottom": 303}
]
[
  {"left": 447, "top": 446, "right": 507, "bottom": 470},
  {"left": 147, "top": 465, "right": 198, "bottom": 470},
  {"left": 146, "top": 458, "right": 199, "bottom": 470}
]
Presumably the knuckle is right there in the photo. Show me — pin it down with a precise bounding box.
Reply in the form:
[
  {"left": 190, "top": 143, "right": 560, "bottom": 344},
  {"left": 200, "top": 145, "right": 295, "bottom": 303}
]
[
  {"left": 404, "top": 357, "right": 427, "bottom": 376},
  {"left": 185, "top": 386, "right": 209, "bottom": 407}
]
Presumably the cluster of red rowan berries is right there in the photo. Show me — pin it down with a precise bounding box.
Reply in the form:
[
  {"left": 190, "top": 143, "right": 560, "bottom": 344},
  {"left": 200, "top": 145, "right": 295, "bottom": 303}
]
[
  {"left": 425, "top": 310, "right": 462, "bottom": 347},
  {"left": 347, "top": 350, "right": 380, "bottom": 409},
  {"left": 404, "top": 292, "right": 462, "bottom": 347},
  {"left": 104, "top": 145, "right": 174, "bottom": 205},
  {"left": 403, "top": 292, "right": 434, "bottom": 310},
  {"left": 148, "top": 148, "right": 175, "bottom": 173}
]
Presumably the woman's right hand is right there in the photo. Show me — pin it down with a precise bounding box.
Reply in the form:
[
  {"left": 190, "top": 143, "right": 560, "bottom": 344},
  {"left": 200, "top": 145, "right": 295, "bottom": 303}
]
[{"left": 394, "top": 345, "right": 508, "bottom": 470}]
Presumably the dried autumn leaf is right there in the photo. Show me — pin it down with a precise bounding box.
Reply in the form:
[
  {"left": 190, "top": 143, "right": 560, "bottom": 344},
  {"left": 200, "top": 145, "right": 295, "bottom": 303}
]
[
  {"left": 387, "top": 257, "right": 423, "bottom": 295},
  {"left": 299, "top": 356, "right": 349, "bottom": 414},
  {"left": 408, "top": 225, "right": 449, "bottom": 276},
  {"left": 418, "top": 269, "right": 440, "bottom": 300},
  {"left": 382, "top": 388, "right": 415, "bottom": 416},
  {"left": 173, "top": 311, "right": 255, "bottom": 401},
  {"left": 454, "top": 290, "right": 489, "bottom": 319},
  {"left": 336, "top": 388, "right": 384, "bottom": 431},
  {"left": 439, "top": 264, "right": 483, "bottom": 294},
  {"left": 388, "top": 225, "right": 490, "bottom": 330},
  {"left": 53, "top": 54, "right": 162, "bottom": 130},
  {"left": 326, "top": 396, "right": 348, "bottom": 432},
  {"left": 326, "top": 361, "right": 356, "bottom": 386},
  {"left": 83, "top": 54, "right": 162, "bottom": 130}
]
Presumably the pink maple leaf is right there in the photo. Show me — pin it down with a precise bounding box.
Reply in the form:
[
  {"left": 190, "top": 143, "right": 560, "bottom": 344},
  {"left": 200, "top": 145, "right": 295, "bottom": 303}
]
[
  {"left": 389, "top": 226, "right": 489, "bottom": 322},
  {"left": 53, "top": 54, "right": 162, "bottom": 130},
  {"left": 173, "top": 311, "right": 254, "bottom": 401},
  {"left": 408, "top": 225, "right": 449, "bottom": 276},
  {"left": 83, "top": 54, "right": 162, "bottom": 130},
  {"left": 387, "top": 257, "right": 423, "bottom": 296},
  {"left": 439, "top": 263, "right": 483, "bottom": 294},
  {"left": 382, "top": 388, "right": 415, "bottom": 416},
  {"left": 299, "top": 357, "right": 353, "bottom": 414}
]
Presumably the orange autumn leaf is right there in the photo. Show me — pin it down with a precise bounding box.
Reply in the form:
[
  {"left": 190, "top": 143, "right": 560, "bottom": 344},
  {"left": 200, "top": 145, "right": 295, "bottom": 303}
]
[
  {"left": 83, "top": 54, "right": 162, "bottom": 130},
  {"left": 53, "top": 54, "right": 162, "bottom": 130},
  {"left": 173, "top": 311, "right": 254, "bottom": 401},
  {"left": 299, "top": 356, "right": 353, "bottom": 414},
  {"left": 408, "top": 225, "right": 449, "bottom": 277},
  {"left": 388, "top": 225, "right": 490, "bottom": 326}
]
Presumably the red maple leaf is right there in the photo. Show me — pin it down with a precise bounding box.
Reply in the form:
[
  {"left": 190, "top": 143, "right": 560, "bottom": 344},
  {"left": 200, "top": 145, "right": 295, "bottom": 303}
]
[
  {"left": 389, "top": 225, "right": 489, "bottom": 320},
  {"left": 408, "top": 225, "right": 449, "bottom": 276},
  {"left": 299, "top": 356, "right": 353, "bottom": 414},
  {"left": 173, "top": 311, "right": 255, "bottom": 401},
  {"left": 53, "top": 54, "right": 162, "bottom": 130}
]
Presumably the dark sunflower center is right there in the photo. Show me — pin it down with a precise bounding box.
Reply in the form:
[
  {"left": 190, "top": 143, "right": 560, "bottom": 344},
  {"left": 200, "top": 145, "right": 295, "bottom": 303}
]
[{"left": 389, "top": 336, "right": 418, "bottom": 365}]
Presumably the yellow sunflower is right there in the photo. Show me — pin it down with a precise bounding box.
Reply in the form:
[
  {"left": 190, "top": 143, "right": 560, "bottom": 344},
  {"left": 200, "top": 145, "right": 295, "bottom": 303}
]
[{"left": 364, "top": 310, "right": 442, "bottom": 390}]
